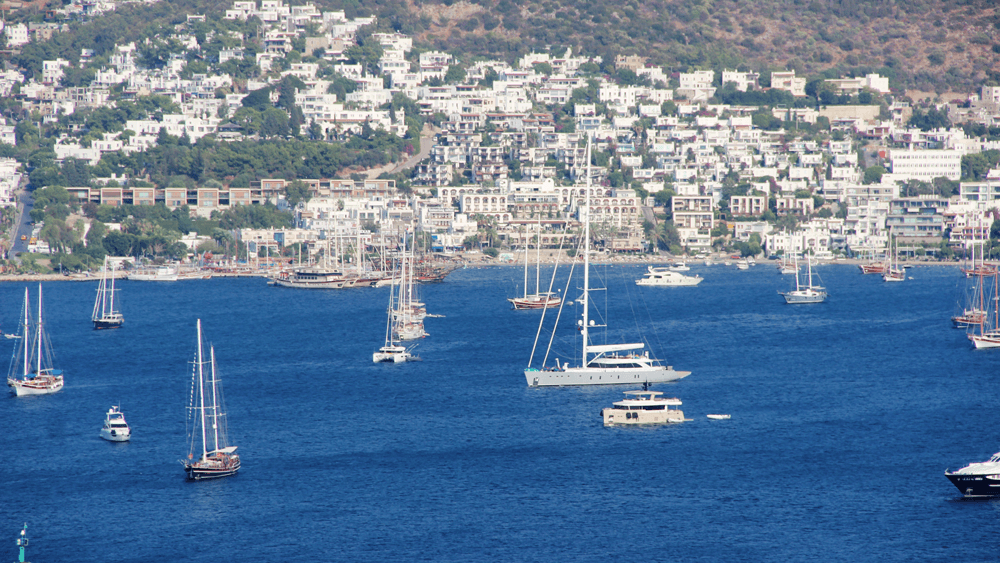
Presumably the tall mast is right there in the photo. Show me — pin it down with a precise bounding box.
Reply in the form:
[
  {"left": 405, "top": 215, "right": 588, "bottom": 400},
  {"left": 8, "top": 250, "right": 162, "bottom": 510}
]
[
  {"left": 22, "top": 288, "right": 28, "bottom": 377},
  {"left": 196, "top": 319, "right": 207, "bottom": 460},
  {"left": 535, "top": 217, "right": 541, "bottom": 295},
  {"left": 36, "top": 284, "right": 42, "bottom": 376},
  {"left": 109, "top": 259, "right": 116, "bottom": 314},
  {"left": 582, "top": 137, "right": 591, "bottom": 364},
  {"left": 209, "top": 344, "right": 219, "bottom": 453},
  {"left": 522, "top": 223, "right": 528, "bottom": 299},
  {"left": 794, "top": 253, "right": 800, "bottom": 291}
]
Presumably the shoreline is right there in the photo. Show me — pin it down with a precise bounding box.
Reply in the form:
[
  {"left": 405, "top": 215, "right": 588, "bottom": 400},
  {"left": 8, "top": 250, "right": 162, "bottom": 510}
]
[{"left": 0, "top": 255, "right": 965, "bottom": 282}]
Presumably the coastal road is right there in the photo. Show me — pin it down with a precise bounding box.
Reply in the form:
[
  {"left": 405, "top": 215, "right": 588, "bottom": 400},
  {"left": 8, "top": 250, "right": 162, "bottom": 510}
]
[
  {"left": 365, "top": 124, "right": 439, "bottom": 179},
  {"left": 10, "top": 187, "right": 33, "bottom": 259}
]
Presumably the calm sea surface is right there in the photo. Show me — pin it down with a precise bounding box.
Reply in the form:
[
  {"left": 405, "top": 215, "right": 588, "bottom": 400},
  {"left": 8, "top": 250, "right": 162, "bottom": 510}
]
[{"left": 2, "top": 262, "right": 997, "bottom": 562}]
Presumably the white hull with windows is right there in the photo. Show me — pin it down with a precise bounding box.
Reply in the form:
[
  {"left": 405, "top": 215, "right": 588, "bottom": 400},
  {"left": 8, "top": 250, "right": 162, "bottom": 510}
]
[
  {"left": 100, "top": 406, "right": 131, "bottom": 442},
  {"left": 602, "top": 391, "right": 685, "bottom": 426}
]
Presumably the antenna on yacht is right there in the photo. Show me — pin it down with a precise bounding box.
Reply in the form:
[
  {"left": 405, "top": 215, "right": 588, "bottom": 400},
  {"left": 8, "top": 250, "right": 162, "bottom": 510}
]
[{"left": 642, "top": 381, "right": 650, "bottom": 391}]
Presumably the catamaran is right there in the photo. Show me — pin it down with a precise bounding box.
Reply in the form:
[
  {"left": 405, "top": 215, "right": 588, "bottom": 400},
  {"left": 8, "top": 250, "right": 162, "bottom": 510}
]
[
  {"left": 92, "top": 257, "right": 123, "bottom": 329},
  {"left": 7, "top": 286, "right": 63, "bottom": 397},
  {"left": 523, "top": 137, "right": 690, "bottom": 387},
  {"left": 183, "top": 319, "right": 240, "bottom": 480}
]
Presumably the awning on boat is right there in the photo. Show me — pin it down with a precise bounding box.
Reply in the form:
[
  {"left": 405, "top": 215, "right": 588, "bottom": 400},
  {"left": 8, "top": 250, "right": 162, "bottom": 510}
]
[
  {"left": 210, "top": 446, "right": 238, "bottom": 454},
  {"left": 588, "top": 343, "right": 644, "bottom": 354}
]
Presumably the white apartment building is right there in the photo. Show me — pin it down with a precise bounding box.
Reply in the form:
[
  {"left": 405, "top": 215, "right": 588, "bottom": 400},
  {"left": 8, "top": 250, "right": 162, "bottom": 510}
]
[
  {"left": 824, "top": 73, "right": 890, "bottom": 95},
  {"left": 721, "top": 69, "right": 759, "bottom": 92},
  {"left": 672, "top": 195, "right": 713, "bottom": 250},
  {"left": 770, "top": 71, "right": 806, "bottom": 97},
  {"left": 730, "top": 195, "right": 767, "bottom": 217},
  {"left": 3, "top": 23, "right": 29, "bottom": 47},
  {"left": 888, "top": 149, "right": 962, "bottom": 181}
]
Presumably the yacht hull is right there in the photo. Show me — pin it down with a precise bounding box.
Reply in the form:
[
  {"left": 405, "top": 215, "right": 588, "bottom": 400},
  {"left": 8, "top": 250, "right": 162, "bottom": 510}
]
[
  {"left": 945, "top": 472, "right": 1000, "bottom": 497},
  {"left": 270, "top": 279, "right": 349, "bottom": 289},
  {"left": 100, "top": 429, "right": 130, "bottom": 442},
  {"left": 602, "top": 408, "right": 684, "bottom": 426},
  {"left": 185, "top": 457, "right": 241, "bottom": 480},
  {"left": 508, "top": 296, "right": 562, "bottom": 309},
  {"left": 781, "top": 291, "right": 827, "bottom": 304},
  {"left": 969, "top": 334, "right": 1000, "bottom": 349},
  {"left": 93, "top": 317, "right": 123, "bottom": 330},
  {"left": 8, "top": 376, "right": 63, "bottom": 396},
  {"left": 525, "top": 366, "right": 690, "bottom": 387}
]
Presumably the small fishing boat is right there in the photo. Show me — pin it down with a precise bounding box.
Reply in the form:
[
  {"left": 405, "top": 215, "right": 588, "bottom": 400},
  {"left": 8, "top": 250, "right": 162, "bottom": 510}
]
[{"left": 100, "top": 405, "right": 131, "bottom": 442}]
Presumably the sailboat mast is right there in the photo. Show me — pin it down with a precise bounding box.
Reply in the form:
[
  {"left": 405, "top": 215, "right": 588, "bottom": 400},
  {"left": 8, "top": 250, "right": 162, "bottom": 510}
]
[
  {"left": 22, "top": 288, "right": 28, "bottom": 377},
  {"left": 794, "top": 253, "right": 800, "bottom": 291},
  {"left": 807, "top": 255, "right": 813, "bottom": 288},
  {"left": 108, "top": 260, "right": 116, "bottom": 315},
  {"left": 535, "top": 218, "right": 541, "bottom": 295},
  {"left": 582, "top": 137, "right": 591, "bottom": 363},
  {"left": 196, "top": 319, "right": 207, "bottom": 460},
  {"left": 522, "top": 224, "right": 528, "bottom": 299},
  {"left": 36, "top": 285, "right": 42, "bottom": 376},
  {"left": 209, "top": 345, "right": 219, "bottom": 453}
]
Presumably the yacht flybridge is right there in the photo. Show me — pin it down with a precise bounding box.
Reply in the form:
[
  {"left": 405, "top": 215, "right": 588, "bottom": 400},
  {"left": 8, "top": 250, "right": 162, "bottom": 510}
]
[
  {"left": 946, "top": 452, "right": 1000, "bottom": 497},
  {"left": 523, "top": 137, "right": 690, "bottom": 387}
]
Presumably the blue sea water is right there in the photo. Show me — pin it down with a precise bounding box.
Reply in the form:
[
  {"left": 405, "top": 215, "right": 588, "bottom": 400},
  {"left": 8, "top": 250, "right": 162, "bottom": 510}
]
[{"left": 2, "top": 262, "right": 998, "bottom": 562}]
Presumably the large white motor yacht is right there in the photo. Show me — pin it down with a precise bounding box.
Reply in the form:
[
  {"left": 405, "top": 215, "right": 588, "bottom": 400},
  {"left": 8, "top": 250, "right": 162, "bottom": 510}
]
[
  {"left": 602, "top": 391, "right": 685, "bottom": 426},
  {"left": 946, "top": 452, "right": 1000, "bottom": 496},
  {"left": 636, "top": 267, "right": 702, "bottom": 287}
]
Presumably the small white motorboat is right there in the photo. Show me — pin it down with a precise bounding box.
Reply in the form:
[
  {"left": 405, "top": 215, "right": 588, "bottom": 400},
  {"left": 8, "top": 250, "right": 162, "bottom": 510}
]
[
  {"left": 100, "top": 405, "right": 131, "bottom": 441},
  {"left": 706, "top": 414, "right": 731, "bottom": 420}
]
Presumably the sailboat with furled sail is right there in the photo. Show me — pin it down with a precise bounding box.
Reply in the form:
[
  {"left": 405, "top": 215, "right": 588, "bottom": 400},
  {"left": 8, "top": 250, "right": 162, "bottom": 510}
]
[
  {"left": 183, "top": 319, "right": 240, "bottom": 480},
  {"left": 523, "top": 137, "right": 690, "bottom": 387},
  {"left": 509, "top": 219, "right": 561, "bottom": 310},
  {"left": 7, "top": 285, "right": 63, "bottom": 397},
  {"left": 969, "top": 270, "right": 1000, "bottom": 349},
  {"left": 92, "top": 256, "right": 123, "bottom": 329}
]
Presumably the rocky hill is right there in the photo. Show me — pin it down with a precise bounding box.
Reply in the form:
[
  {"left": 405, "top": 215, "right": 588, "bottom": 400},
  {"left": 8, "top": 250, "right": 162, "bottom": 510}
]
[{"left": 381, "top": 0, "right": 1000, "bottom": 94}]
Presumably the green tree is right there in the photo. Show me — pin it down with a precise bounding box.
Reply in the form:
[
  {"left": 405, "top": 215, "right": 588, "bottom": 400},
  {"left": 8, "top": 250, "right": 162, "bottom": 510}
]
[
  {"left": 285, "top": 180, "right": 312, "bottom": 207},
  {"left": 863, "top": 165, "right": 886, "bottom": 185}
]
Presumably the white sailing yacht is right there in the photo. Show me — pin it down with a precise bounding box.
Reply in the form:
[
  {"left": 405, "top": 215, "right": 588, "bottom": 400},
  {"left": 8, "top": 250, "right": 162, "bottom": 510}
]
[
  {"left": 183, "top": 319, "right": 240, "bottom": 480},
  {"left": 779, "top": 254, "right": 827, "bottom": 304},
  {"left": 509, "top": 220, "right": 562, "bottom": 309},
  {"left": 374, "top": 254, "right": 419, "bottom": 362},
  {"left": 92, "top": 257, "right": 123, "bottom": 329},
  {"left": 969, "top": 271, "right": 1000, "bottom": 349},
  {"left": 395, "top": 236, "right": 430, "bottom": 341},
  {"left": 523, "top": 137, "right": 690, "bottom": 387},
  {"left": 882, "top": 231, "right": 905, "bottom": 282},
  {"left": 7, "top": 285, "right": 63, "bottom": 396}
]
